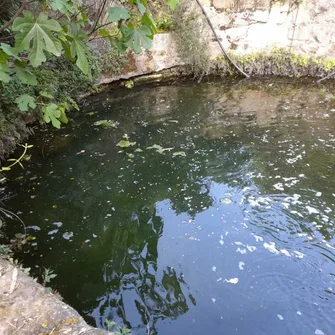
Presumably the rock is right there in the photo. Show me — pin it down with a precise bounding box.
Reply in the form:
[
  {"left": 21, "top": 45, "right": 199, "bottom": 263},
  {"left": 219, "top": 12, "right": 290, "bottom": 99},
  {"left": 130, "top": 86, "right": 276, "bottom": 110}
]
[
  {"left": 0, "top": 258, "right": 114, "bottom": 335},
  {"left": 250, "top": 10, "right": 269, "bottom": 23}
]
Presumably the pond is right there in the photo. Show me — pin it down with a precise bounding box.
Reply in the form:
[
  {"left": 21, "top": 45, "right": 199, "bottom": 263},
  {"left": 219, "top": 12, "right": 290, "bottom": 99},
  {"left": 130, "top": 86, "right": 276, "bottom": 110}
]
[{"left": 4, "top": 78, "right": 335, "bottom": 335}]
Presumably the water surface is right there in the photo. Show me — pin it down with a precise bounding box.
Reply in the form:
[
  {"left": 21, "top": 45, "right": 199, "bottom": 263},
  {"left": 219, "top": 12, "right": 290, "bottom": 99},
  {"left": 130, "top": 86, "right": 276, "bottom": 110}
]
[{"left": 4, "top": 78, "right": 335, "bottom": 335}]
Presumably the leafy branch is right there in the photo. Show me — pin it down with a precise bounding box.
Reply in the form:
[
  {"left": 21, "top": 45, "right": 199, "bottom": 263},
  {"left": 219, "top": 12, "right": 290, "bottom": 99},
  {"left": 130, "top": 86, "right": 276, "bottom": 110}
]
[{"left": 0, "top": 0, "right": 181, "bottom": 134}]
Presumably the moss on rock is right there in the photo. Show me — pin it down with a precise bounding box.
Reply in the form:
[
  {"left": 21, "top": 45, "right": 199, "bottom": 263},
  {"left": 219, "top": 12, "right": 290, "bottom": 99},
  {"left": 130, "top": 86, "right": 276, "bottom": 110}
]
[{"left": 211, "top": 48, "right": 335, "bottom": 78}]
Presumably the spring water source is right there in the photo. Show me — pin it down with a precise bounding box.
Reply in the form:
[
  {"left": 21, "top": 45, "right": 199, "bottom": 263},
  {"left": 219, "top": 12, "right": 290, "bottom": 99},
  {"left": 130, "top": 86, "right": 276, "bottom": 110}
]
[{"left": 4, "top": 78, "right": 335, "bottom": 335}]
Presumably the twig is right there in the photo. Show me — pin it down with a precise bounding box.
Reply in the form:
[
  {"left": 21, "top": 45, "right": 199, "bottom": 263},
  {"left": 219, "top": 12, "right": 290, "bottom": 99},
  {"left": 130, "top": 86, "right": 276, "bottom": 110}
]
[
  {"left": 0, "top": 0, "right": 28, "bottom": 33},
  {"left": 90, "top": 0, "right": 109, "bottom": 35},
  {"left": 9, "top": 267, "right": 18, "bottom": 294},
  {"left": 0, "top": 207, "right": 27, "bottom": 237},
  {"left": 90, "top": 20, "right": 115, "bottom": 35},
  {"left": 194, "top": 0, "right": 249, "bottom": 78},
  {"left": 316, "top": 71, "right": 335, "bottom": 84}
]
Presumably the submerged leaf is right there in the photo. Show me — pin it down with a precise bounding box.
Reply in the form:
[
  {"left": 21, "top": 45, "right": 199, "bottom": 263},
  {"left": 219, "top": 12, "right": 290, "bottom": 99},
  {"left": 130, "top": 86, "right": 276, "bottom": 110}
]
[{"left": 94, "top": 120, "right": 118, "bottom": 128}]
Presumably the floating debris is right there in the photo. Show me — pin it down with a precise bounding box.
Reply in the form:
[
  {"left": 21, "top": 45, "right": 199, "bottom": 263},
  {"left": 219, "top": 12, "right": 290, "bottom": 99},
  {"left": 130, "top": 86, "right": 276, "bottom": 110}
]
[
  {"left": 117, "top": 140, "right": 136, "bottom": 148},
  {"left": 172, "top": 151, "right": 186, "bottom": 157},
  {"left": 220, "top": 198, "right": 233, "bottom": 204},
  {"left": 63, "top": 232, "right": 74, "bottom": 240},
  {"left": 48, "top": 229, "right": 58, "bottom": 235},
  {"left": 94, "top": 120, "right": 118, "bottom": 128}
]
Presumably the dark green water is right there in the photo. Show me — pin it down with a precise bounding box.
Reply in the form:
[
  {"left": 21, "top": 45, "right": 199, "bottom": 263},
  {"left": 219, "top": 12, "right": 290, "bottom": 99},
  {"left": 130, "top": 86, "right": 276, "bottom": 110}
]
[{"left": 4, "top": 78, "right": 335, "bottom": 335}]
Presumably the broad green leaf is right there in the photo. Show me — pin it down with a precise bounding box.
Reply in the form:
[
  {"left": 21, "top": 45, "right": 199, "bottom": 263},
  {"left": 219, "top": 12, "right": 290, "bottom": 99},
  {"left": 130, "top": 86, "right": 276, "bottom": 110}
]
[
  {"left": 14, "top": 66, "right": 37, "bottom": 85},
  {"left": 15, "top": 94, "right": 36, "bottom": 111},
  {"left": 13, "top": 11, "right": 62, "bottom": 67},
  {"left": 141, "top": 12, "right": 156, "bottom": 34},
  {"left": 166, "top": 0, "right": 180, "bottom": 10},
  {"left": 42, "top": 103, "right": 61, "bottom": 128},
  {"left": 67, "top": 24, "right": 90, "bottom": 75},
  {"left": 48, "top": 0, "right": 73, "bottom": 15},
  {"left": 0, "top": 50, "right": 9, "bottom": 64},
  {"left": 108, "top": 7, "right": 130, "bottom": 22},
  {"left": 0, "top": 63, "right": 10, "bottom": 82},
  {"left": 136, "top": 0, "right": 146, "bottom": 14},
  {"left": 122, "top": 25, "right": 152, "bottom": 53},
  {"left": 0, "top": 43, "right": 20, "bottom": 60},
  {"left": 39, "top": 91, "right": 54, "bottom": 98}
]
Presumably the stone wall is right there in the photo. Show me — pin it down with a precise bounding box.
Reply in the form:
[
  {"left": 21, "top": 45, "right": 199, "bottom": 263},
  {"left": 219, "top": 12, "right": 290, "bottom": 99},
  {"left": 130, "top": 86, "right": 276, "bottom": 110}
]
[
  {"left": 91, "top": 0, "right": 335, "bottom": 84},
  {"left": 201, "top": 0, "right": 335, "bottom": 57}
]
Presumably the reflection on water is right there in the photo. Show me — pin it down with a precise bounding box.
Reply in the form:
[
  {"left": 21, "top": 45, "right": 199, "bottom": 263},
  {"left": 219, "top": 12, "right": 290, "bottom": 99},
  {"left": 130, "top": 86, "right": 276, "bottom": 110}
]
[{"left": 4, "top": 78, "right": 335, "bottom": 335}]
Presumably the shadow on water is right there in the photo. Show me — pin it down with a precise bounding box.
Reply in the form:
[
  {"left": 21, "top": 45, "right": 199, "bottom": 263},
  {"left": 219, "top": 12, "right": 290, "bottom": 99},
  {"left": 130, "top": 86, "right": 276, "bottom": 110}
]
[{"left": 3, "top": 77, "right": 335, "bottom": 335}]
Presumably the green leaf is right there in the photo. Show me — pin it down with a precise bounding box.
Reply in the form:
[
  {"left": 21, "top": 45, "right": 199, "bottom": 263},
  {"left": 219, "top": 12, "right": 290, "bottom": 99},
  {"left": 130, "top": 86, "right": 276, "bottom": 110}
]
[
  {"left": 122, "top": 25, "right": 152, "bottom": 53},
  {"left": 117, "top": 140, "right": 136, "bottom": 148},
  {"left": 42, "top": 102, "right": 69, "bottom": 128},
  {"left": 141, "top": 12, "right": 156, "bottom": 34},
  {"left": 137, "top": 0, "right": 146, "bottom": 14},
  {"left": 15, "top": 94, "right": 36, "bottom": 111},
  {"left": 166, "top": 0, "right": 180, "bottom": 10},
  {"left": 48, "top": 0, "right": 73, "bottom": 15},
  {"left": 0, "top": 50, "right": 10, "bottom": 64},
  {"left": 13, "top": 11, "right": 62, "bottom": 67},
  {"left": 67, "top": 24, "right": 90, "bottom": 75},
  {"left": 0, "top": 63, "right": 10, "bottom": 83},
  {"left": 39, "top": 91, "right": 54, "bottom": 99},
  {"left": 108, "top": 7, "right": 130, "bottom": 22},
  {"left": 42, "top": 103, "right": 61, "bottom": 128},
  {"left": 66, "top": 96, "right": 79, "bottom": 111},
  {"left": 0, "top": 43, "right": 20, "bottom": 60},
  {"left": 14, "top": 66, "right": 37, "bottom": 85}
]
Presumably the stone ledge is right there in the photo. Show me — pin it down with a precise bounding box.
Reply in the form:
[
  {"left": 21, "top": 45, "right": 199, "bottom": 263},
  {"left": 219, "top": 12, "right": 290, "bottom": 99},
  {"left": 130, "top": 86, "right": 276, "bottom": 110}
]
[{"left": 0, "top": 258, "right": 113, "bottom": 335}]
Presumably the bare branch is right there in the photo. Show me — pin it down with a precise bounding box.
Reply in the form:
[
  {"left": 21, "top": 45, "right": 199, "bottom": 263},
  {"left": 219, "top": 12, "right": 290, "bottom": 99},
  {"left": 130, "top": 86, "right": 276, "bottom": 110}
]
[{"left": 0, "top": 0, "right": 28, "bottom": 33}]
